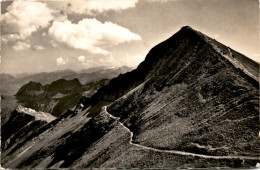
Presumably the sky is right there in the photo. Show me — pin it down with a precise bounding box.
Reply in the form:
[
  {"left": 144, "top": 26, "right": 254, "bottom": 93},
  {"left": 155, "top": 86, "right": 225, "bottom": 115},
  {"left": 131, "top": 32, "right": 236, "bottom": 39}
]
[{"left": 0, "top": 0, "right": 259, "bottom": 75}]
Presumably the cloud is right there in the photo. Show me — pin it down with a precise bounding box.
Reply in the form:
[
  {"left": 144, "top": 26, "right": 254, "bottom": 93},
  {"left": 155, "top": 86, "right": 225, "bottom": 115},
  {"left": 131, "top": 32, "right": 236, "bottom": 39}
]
[
  {"left": 48, "top": 18, "right": 141, "bottom": 55},
  {"left": 34, "top": 45, "right": 45, "bottom": 50},
  {"left": 77, "top": 55, "right": 95, "bottom": 67},
  {"left": 78, "top": 55, "right": 86, "bottom": 63},
  {"left": 1, "top": 1, "right": 139, "bottom": 52},
  {"left": 2, "top": 34, "right": 22, "bottom": 43},
  {"left": 56, "top": 57, "right": 68, "bottom": 66},
  {"left": 13, "top": 41, "right": 31, "bottom": 51},
  {"left": 0, "top": 1, "right": 54, "bottom": 40},
  {"left": 49, "top": 40, "right": 58, "bottom": 47},
  {"left": 48, "top": 0, "right": 138, "bottom": 14}
]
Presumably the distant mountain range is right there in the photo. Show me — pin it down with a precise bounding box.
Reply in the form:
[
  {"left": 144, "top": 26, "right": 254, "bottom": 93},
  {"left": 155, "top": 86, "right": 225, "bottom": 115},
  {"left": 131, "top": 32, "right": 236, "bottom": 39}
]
[
  {"left": 0, "top": 66, "right": 133, "bottom": 95},
  {"left": 1, "top": 26, "right": 259, "bottom": 169}
]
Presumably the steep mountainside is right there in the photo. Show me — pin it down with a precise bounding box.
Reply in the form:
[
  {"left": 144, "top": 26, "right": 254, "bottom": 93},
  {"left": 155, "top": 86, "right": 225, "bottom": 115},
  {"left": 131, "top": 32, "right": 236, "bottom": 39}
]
[
  {"left": 1, "top": 105, "right": 56, "bottom": 152},
  {"left": 1, "top": 26, "right": 259, "bottom": 169},
  {"left": 1, "top": 94, "right": 19, "bottom": 126},
  {"left": 104, "top": 27, "right": 259, "bottom": 157}
]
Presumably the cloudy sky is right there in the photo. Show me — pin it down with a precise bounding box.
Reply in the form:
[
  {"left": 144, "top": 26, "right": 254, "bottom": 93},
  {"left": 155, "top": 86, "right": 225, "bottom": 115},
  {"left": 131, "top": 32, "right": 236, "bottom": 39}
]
[{"left": 0, "top": 0, "right": 259, "bottom": 75}]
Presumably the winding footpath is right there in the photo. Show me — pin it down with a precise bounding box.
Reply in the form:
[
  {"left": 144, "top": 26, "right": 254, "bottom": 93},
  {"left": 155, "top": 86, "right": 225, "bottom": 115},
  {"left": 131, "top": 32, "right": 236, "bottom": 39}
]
[{"left": 103, "top": 106, "right": 260, "bottom": 161}]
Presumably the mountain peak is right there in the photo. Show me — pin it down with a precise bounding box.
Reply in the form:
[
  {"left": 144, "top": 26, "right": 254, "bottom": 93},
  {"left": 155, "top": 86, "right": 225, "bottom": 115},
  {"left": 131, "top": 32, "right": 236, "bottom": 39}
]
[
  {"left": 178, "top": 26, "right": 202, "bottom": 37},
  {"left": 87, "top": 26, "right": 259, "bottom": 113},
  {"left": 180, "top": 25, "right": 194, "bottom": 31}
]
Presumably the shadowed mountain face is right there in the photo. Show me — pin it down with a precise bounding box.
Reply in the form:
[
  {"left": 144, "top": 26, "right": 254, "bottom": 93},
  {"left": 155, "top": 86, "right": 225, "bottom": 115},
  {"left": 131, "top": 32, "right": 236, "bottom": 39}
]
[
  {"left": 104, "top": 26, "right": 259, "bottom": 156},
  {"left": 15, "top": 79, "right": 109, "bottom": 117},
  {"left": 1, "top": 26, "right": 259, "bottom": 169},
  {"left": 1, "top": 105, "right": 56, "bottom": 151}
]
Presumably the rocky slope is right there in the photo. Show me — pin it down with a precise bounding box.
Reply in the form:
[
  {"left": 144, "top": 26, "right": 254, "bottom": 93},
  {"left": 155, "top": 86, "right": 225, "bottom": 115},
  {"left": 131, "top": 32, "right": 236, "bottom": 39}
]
[
  {"left": 1, "top": 26, "right": 259, "bottom": 169},
  {"left": 1, "top": 94, "right": 18, "bottom": 125},
  {"left": 1, "top": 105, "right": 56, "bottom": 152}
]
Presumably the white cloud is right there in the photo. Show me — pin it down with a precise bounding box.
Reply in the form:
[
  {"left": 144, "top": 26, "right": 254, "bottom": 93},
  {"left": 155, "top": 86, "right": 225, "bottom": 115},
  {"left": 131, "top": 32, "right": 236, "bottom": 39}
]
[
  {"left": 48, "top": 18, "right": 141, "bottom": 55},
  {"left": 78, "top": 55, "right": 86, "bottom": 63},
  {"left": 49, "top": 0, "right": 138, "bottom": 14},
  {"left": 56, "top": 57, "right": 68, "bottom": 66},
  {"left": 77, "top": 55, "right": 95, "bottom": 66},
  {"left": 49, "top": 40, "right": 58, "bottom": 47},
  {"left": 0, "top": 1, "right": 54, "bottom": 40},
  {"left": 13, "top": 41, "right": 31, "bottom": 51},
  {"left": 2, "top": 34, "right": 22, "bottom": 43},
  {"left": 34, "top": 45, "right": 45, "bottom": 50}
]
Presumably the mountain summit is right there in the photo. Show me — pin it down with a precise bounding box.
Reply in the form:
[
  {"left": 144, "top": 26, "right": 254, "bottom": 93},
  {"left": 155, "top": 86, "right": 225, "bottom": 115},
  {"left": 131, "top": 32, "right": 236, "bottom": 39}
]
[
  {"left": 87, "top": 25, "right": 259, "bottom": 112},
  {"left": 2, "top": 26, "right": 259, "bottom": 169}
]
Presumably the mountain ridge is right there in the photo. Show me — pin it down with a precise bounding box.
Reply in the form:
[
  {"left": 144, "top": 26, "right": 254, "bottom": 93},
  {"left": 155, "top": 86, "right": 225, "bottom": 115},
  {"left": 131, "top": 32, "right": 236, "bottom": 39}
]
[{"left": 85, "top": 26, "right": 259, "bottom": 113}]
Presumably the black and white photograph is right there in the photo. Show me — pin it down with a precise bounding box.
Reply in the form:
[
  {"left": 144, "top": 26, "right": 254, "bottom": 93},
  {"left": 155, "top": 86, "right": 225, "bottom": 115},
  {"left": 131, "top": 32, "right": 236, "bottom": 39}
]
[{"left": 0, "top": 0, "right": 259, "bottom": 169}]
